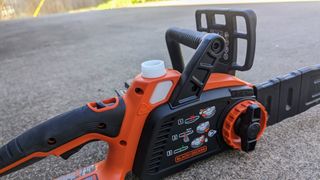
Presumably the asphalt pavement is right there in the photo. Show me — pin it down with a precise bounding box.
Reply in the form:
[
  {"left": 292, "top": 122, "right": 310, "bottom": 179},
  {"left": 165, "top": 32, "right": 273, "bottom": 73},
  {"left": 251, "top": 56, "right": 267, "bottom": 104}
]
[{"left": 0, "top": 1, "right": 320, "bottom": 180}]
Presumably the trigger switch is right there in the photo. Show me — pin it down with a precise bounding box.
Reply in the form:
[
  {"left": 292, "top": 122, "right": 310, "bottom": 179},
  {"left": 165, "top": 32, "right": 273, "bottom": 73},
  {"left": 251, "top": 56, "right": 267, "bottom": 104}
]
[
  {"left": 61, "top": 145, "right": 84, "bottom": 160},
  {"left": 60, "top": 140, "right": 96, "bottom": 160}
]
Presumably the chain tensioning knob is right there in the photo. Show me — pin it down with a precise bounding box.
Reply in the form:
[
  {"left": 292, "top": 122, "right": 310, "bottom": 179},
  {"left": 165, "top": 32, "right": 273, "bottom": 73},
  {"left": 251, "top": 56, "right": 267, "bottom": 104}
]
[{"left": 223, "top": 100, "right": 268, "bottom": 152}]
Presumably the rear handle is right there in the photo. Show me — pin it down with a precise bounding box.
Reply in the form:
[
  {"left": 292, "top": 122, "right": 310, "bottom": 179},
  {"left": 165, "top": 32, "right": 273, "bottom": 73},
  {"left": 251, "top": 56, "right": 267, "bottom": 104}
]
[{"left": 0, "top": 97, "right": 125, "bottom": 176}]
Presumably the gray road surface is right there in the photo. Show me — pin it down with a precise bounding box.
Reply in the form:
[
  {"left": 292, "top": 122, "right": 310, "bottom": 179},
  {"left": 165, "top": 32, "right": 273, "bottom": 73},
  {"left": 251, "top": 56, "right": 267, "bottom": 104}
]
[{"left": 0, "top": 2, "right": 320, "bottom": 180}]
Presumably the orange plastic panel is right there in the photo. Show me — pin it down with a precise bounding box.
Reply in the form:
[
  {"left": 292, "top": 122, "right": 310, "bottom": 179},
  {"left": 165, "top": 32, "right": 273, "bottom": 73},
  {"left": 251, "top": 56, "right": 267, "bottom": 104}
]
[{"left": 204, "top": 73, "right": 252, "bottom": 91}]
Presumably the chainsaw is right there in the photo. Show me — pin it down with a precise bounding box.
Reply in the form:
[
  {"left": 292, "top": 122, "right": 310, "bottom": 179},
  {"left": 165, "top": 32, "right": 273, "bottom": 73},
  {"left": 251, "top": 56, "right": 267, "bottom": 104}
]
[{"left": 0, "top": 9, "right": 319, "bottom": 180}]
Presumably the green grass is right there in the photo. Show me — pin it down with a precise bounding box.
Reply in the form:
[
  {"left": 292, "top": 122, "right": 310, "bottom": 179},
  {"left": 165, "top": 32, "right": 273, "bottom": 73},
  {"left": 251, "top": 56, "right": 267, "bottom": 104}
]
[
  {"left": 96, "top": 0, "right": 162, "bottom": 10},
  {"left": 69, "top": 0, "right": 165, "bottom": 13}
]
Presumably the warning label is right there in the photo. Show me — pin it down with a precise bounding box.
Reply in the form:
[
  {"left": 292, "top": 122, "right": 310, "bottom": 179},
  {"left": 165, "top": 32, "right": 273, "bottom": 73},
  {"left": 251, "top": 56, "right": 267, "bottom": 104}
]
[{"left": 175, "top": 146, "right": 207, "bottom": 163}]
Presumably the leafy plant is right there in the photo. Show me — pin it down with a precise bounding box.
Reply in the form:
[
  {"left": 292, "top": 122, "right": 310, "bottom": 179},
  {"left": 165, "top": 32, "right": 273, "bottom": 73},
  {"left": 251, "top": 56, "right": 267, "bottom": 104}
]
[{"left": 98, "top": 0, "right": 159, "bottom": 9}]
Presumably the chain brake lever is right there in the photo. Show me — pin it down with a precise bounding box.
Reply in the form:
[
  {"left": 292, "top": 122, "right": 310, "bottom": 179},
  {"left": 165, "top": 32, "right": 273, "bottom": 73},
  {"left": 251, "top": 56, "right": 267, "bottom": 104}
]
[{"left": 196, "top": 9, "right": 257, "bottom": 74}]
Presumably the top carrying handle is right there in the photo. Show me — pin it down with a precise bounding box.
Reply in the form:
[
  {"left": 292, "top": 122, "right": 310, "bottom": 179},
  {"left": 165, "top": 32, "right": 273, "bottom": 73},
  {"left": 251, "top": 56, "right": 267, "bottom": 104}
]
[
  {"left": 196, "top": 9, "right": 257, "bottom": 73},
  {"left": 166, "top": 27, "right": 206, "bottom": 73},
  {"left": 166, "top": 28, "right": 226, "bottom": 107}
]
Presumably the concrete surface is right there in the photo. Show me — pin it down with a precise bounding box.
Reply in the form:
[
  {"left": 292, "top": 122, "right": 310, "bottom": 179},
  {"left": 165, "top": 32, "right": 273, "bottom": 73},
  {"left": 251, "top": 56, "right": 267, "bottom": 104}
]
[{"left": 0, "top": 1, "right": 320, "bottom": 180}]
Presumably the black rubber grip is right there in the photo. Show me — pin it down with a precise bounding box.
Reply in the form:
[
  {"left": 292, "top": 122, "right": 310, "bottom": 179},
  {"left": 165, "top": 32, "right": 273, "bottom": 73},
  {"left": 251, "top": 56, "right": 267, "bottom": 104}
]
[
  {"left": 166, "top": 27, "right": 205, "bottom": 49},
  {"left": 0, "top": 98, "right": 125, "bottom": 176},
  {"left": 166, "top": 27, "right": 206, "bottom": 73}
]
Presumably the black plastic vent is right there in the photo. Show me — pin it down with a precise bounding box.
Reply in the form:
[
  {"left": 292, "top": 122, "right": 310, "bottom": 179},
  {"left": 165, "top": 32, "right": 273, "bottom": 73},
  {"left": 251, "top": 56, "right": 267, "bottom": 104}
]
[{"left": 147, "top": 118, "right": 174, "bottom": 173}]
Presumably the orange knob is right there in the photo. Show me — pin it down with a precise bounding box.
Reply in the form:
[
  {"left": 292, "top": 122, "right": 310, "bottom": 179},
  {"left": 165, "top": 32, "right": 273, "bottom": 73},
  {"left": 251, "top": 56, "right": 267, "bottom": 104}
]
[{"left": 222, "top": 100, "right": 268, "bottom": 150}]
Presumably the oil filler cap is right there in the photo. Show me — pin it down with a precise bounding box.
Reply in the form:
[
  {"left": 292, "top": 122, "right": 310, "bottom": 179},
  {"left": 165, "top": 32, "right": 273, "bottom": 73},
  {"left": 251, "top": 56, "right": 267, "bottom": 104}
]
[
  {"left": 223, "top": 100, "right": 268, "bottom": 152},
  {"left": 141, "top": 60, "right": 166, "bottom": 78}
]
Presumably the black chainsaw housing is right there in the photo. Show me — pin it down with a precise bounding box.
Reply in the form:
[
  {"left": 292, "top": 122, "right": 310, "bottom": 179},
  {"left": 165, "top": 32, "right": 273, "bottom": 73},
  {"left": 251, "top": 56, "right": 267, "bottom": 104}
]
[
  {"left": 133, "top": 86, "right": 255, "bottom": 179},
  {"left": 133, "top": 9, "right": 259, "bottom": 179}
]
